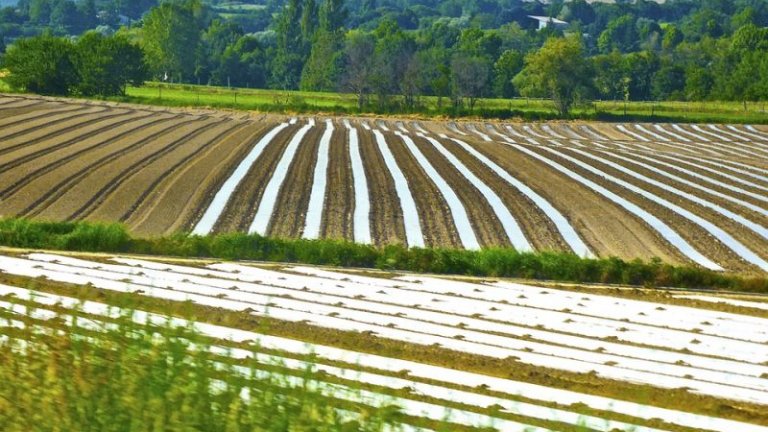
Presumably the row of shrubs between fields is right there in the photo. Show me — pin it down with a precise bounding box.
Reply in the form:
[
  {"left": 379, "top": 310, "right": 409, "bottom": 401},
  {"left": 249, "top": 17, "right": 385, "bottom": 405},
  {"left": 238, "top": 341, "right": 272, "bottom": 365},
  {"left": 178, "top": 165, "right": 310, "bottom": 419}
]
[{"left": 1, "top": 218, "right": 766, "bottom": 293}]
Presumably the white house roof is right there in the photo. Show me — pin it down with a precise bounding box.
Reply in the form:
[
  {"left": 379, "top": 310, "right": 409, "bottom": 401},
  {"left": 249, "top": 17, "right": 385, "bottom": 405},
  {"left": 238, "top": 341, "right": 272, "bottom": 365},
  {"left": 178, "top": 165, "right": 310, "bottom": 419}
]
[{"left": 528, "top": 15, "right": 568, "bottom": 25}]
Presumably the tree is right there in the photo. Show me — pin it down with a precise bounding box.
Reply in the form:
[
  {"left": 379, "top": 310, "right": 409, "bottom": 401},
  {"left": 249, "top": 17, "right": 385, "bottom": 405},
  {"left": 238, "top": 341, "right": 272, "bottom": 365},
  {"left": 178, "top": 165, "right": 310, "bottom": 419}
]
[
  {"left": 451, "top": 53, "right": 490, "bottom": 112},
  {"left": 492, "top": 49, "right": 523, "bottom": 98},
  {"left": 50, "top": 0, "right": 83, "bottom": 33},
  {"left": 141, "top": 1, "right": 204, "bottom": 82},
  {"left": 341, "top": 30, "right": 376, "bottom": 110},
  {"left": 597, "top": 14, "right": 638, "bottom": 53},
  {"left": 299, "top": 0, "right": 346, "bottom": 91},
  {"left": 2, "top": 33, "right": 78, "bottom": 95},
  {"left": 513, "top": 36, "right": 594, "bottom": 116},
  {"left": 214, "top": 36, "right": 267, "bottom": 89},
  {"left": 272, "top": 0, "right": 315, "bottom": 89},
  {"left": 75, "top": 32, "right": 148, "bottom": 96}
]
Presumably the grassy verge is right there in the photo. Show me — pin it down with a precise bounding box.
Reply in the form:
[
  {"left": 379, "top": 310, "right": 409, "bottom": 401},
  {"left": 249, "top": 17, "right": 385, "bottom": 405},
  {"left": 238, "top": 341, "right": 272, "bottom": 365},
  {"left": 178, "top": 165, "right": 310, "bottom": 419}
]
[
  {"left": 1, "top": 217, "right": 767, "bottom": 293},
  {"left": 0, "top": 304, "right": 402, "bottom": 432},
  {"left": 4, "top": 77, "right": 764, "bottom": 124},
  {"left": 112, "top": 82, "right": 768, "bottom": 124}
]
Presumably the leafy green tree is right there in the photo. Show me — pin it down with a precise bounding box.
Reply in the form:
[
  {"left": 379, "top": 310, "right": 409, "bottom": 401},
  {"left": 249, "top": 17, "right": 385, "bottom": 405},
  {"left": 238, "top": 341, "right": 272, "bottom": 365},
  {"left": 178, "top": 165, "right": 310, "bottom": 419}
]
[
  {"left": 622, "top": 50, "right": 659, "bottom": 101},
  {"left": 651, "top": 64, "right": 685, "bottom": 100},
  {"left": 685, "top": 67, "right": 713, "bottom": 101},
  {"left": 141, "top": 0, "right": 204, "bottom": 82},
  {"left": 592, "top": 50, "right": 625, "bottom": 100},
  {"left": 598, "top": 14, "right": 638, "bottom": 53},
  {"left": 272, "top": 0, "right": 316, "bottom": 89},
  {"left": 492, "top": 49, "right": 523, "bottom": 98},
  {"left": 75, "top": 32, "right": 147, "bottom": 96},
  {"left": 29, "top": 0, "right": 52, "bottom": 24},
  {"left": 214, "top": 36, "right": 266, "bottom": 89},
  {"left": 299, "top": 0, "right": 347, "bottom": 91},
  {"left": 513, "top": 36, "right": 594, "bottom": 116},
  {"left": 50, "top": 0, "right": 83, "bottom": 33},
  {"left": 2, "top": 33, "right": 78, "bottom": 95},
  {"left": 661, "top": 25, "right": 683, "bottom": 51}
]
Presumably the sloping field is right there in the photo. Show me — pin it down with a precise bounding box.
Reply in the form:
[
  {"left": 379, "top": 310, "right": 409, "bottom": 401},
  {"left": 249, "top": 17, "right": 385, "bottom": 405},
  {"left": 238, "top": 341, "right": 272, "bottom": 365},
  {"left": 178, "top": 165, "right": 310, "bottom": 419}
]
[
  {"left": 1, "top": 251, "right": 767, "bottom": 431},
  {"left": 2, "top": 94, "right": 768, "bottom": 272}
]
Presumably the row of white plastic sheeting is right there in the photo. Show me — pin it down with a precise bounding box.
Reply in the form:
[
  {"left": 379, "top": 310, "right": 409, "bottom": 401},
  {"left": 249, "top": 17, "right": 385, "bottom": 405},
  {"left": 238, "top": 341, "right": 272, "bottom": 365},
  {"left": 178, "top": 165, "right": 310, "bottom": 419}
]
[{"left": 4, "top": 282, "right": 767, "bottom": 431}]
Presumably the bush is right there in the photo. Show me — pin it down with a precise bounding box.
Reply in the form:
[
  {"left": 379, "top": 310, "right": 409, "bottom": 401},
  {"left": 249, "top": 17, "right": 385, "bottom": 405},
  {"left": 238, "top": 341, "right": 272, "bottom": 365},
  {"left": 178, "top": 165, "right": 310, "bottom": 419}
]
[{"left": 1, "top": 217, "right": 767, "bottom": 293}]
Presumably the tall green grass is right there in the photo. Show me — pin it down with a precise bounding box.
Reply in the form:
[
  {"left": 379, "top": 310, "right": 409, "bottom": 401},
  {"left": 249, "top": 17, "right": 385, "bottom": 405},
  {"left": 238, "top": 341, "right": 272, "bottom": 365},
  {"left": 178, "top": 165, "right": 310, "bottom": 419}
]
[
  {"left": 1, "top": 217, "right": 767, "bottom": 292},
  {"left": 0, "top": 305, "right": 402, "bottom": 431}
]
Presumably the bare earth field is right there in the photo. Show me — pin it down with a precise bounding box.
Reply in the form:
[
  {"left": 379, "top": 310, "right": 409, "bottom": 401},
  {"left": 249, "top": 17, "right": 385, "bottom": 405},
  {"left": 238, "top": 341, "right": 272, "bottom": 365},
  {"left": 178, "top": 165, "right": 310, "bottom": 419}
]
[{"left": 2, "top": 94, "right": 768, "bottom": 273}]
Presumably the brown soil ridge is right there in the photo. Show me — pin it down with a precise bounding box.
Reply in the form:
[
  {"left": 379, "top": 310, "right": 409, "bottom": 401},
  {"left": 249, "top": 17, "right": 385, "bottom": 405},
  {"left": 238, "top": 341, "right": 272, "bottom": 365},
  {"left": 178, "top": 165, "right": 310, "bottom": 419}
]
[
  {"left": 410, "top": 134, "right": 509, "bottom": 248},
  {"left": 321, "top": 121, "right": 354, "bottom": 240},
  {"left": 0, "top": 110, "right": 151, "bottom": 174},
  {"left": 86, "top": 121, "right": 251, "bottom": 225},
  {"left": 0, "top": 113, "right": 173, "bottom": 200},
  {"left": 267, "top": 124, "right": 324, "bottom": 238},
  {"left": 22, "top": 117, "right": 218, "bottom": 220},
  {"left": 128, "top": 122, "right": 275, "bottom": 236},
  {"left": 69, "top": 118, "right": 232, "bottom": 222},
  {"left": 212, "top": 124, "right": 301, "bottom": 234},
  {"left": 554, "top": 147, "right": 768, "bottom": 267},
  {"left": 357, "top": 125, "right": 406, "bottom": 246},
  {"left": 437, "top": 135, "right": 571, "bottom": 252},
  {"left": 526, "top": 145, "right": 755, "bottom": 271},
  {"left": 0, "top": 105, "right": 109, "bottom": 141},
  {"left": 381, "top": 129, "right": 460, "bottom": 249}
]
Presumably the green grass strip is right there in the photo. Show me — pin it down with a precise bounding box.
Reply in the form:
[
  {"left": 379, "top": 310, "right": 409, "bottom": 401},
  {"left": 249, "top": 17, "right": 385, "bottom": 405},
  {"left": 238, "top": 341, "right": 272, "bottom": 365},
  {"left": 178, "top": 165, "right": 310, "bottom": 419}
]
[{"left": 1, "top": 217, "right": 767, "bottom": 292}]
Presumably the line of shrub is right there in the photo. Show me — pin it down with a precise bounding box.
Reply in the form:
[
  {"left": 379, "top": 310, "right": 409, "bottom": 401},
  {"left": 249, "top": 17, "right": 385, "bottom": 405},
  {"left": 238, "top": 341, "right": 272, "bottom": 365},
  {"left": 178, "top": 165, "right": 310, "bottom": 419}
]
[{"left": 1, "top": 218, "right": 766, "bottom": 293}]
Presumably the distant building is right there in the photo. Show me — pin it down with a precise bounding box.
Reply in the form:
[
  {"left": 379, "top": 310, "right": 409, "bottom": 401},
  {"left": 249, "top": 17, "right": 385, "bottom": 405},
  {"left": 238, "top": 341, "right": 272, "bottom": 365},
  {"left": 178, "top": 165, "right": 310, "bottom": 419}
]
[{"left": 528, "top": 15, "right": 568, "bottom": 31}]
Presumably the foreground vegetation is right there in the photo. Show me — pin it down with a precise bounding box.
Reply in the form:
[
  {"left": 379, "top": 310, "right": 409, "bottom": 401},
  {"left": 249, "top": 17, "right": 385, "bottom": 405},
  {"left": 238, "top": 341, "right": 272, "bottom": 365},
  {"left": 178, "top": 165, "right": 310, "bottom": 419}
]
[
  {"left": 1, "top": 218, "right": 767, "bottom": 293},
  {"left": 0, "top": 305, "right": 401, "bottom": 431}
]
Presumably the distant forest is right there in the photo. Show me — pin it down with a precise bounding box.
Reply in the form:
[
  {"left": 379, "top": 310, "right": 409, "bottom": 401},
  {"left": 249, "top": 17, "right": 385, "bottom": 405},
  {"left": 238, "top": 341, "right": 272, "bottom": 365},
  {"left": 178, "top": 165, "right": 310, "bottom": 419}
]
[{"left": 1, "top": 0, "right": 767, "bottom": 111}]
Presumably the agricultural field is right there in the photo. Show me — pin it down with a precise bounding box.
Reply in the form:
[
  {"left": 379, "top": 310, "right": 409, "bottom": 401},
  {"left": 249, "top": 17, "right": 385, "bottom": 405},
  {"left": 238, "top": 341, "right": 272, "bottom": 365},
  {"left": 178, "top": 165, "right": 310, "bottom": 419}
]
[
  {"left": 1, "top": 250, "right": 767, "bottom": 431},
  {"left": 2, "top": 94, "right": 768, "bottom": 273}
]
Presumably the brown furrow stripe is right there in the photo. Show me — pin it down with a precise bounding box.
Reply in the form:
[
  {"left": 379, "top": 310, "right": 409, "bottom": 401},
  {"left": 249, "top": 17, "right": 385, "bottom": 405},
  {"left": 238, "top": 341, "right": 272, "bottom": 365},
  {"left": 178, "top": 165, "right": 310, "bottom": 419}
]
[
  {"left": 523, "top": 145, "right": 750, "bottom": 270},
  {"left": 357, "top": 127, "right": 406, "bottom": 246},
  {"left": 438, "top": 138, "right": 571, "bottom": 252},
  {"left": 410, "top": 134, "right": 509, "bottom": 248},
  {"left": 67, "top": 119, "right": 230, "bottom": 222},
  {"left": 466, "top": 140, "right": 685, "bottom": 264},
  {"left": 149, "top": 123, "right": 274, "bottom": 235},
  {"left": 0, "top": 113, "right": 164, "bottom": 198},
  {"left": 18, "top": 116, "right": 203, "bottom": 218},
  {"left": 117, "top": 121, "right": 253, "bottom": 223},
  {"left": 556, "top": 147, "right": 768, "bottom": 264},
  {"left": 321, "top": 124, "right": 354, "bottom": 240},
  {"left": 267, "top": 125, "right": 323, "bottom": 238},
  {"left": 0, "top": 105, "right": 105, "bottom": 139},
  {"left": 212, "top": 125, "right": 300, "bottom": 234},
  {"left": 383, "top": 130, "right": 460, "bottom": 248},
  {"left": 0, "top": 108, "right": 127, "bottom": 157}
]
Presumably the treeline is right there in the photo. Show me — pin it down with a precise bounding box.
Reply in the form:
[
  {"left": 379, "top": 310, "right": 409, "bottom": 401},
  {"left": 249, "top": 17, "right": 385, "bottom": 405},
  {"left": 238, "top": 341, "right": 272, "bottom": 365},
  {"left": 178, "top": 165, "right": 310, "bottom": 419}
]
[
  {"left": 2, "top": 31, "right": 146, "bottom": 96},
  {"left": 2, "top": 218, "right": 767, "bottom": 293},
  {"left": 2, "top": 0, "right": 768, "bottom": 113}
]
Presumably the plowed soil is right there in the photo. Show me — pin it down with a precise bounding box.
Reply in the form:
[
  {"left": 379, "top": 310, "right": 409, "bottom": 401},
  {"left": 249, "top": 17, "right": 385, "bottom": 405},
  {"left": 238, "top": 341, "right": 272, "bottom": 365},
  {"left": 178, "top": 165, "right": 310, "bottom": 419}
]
[
  {"left": 268, "top": 124, "right": 324, "bottom": 238},
  {"left": 321, "top": 122, "right": 354, "bottom": 240},
  {"left": 213, "top": 124, "right": 300, "bottom": 233}
]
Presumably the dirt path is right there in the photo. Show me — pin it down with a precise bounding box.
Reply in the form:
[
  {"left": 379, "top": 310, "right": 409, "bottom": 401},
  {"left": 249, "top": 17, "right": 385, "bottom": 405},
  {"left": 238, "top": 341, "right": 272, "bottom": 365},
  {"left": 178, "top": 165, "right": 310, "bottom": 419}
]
[
  {"left": 267, "top": 124, "right": 324, "bottom": 238},
  {"left": 212, "top": 125, "right": 300, "bottom": 233},
  {"left": 381, "top": 130, "right": 460, "bottom": 248},
  {"left": 357, "top": 126, "right": 406, "bottom": 246},
  {"left": 321, "top": 122, "right": 354, "bottom": 240},
  {"left": 130, "top": 122, "right": 275, "bottom": 236}
]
